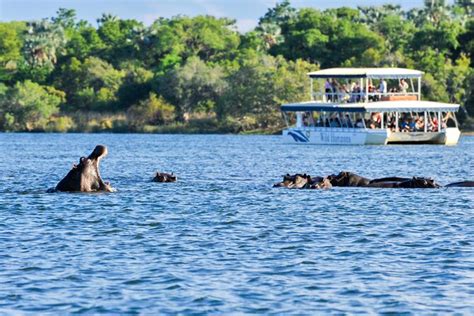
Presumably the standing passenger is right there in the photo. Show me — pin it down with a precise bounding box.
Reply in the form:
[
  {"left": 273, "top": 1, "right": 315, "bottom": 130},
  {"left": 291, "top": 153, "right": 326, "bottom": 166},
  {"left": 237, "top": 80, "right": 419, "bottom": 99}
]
[
  {"left": 379, "top": 79, "right": 387, "bottom": 96},
  {"left": 325, "top": 79, "right": 333, "bottom": 102},
  {"left": 399, "top": 79, "right": 409, "bottom": 94}
]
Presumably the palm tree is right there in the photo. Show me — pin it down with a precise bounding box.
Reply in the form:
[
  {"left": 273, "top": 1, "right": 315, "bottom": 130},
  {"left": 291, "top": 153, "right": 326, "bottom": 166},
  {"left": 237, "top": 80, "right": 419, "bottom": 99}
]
[
  {"left": 23, "top": 19, "right": 66, "bottom": 66},
  {"left": 423, "top": 0, "right": 450, "bottom": 25},
  {"left": 97, "top": 13, "right": 119, "bottom": 26}
]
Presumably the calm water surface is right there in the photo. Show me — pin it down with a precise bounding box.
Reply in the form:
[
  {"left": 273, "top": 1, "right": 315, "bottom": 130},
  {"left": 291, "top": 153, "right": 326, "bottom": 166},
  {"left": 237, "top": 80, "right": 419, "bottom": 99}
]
[{"left": 0, "top": 133, "right": 473, "bottom": 314}]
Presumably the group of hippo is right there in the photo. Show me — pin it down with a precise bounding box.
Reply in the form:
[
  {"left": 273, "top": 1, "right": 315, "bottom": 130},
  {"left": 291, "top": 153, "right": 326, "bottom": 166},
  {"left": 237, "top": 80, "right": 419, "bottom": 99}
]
[
  {"left": 48, "top": 145, "right": 175, "bottom": 193},
  {"left": 48, "top": 145, "right": 473, "bottom": 193},
  {"left": 273, "top": 172, "right": 474, "bottom": 189}
]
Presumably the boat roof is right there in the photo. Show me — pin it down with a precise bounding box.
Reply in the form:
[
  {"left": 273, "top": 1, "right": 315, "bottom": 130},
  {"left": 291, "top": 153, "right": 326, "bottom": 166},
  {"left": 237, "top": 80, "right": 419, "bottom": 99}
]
[
  {"left": 281, "top": 101, "right": 459, "bottom": 113},
  {"left": 307, "top": 68, "right": 423, "bottom": 79}
]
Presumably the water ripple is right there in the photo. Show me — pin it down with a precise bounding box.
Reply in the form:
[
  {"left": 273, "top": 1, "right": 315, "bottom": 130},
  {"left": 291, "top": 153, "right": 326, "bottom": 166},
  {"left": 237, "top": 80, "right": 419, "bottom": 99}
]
[{"left": 0, "top": 133, "right": 473, "bottom": 314}]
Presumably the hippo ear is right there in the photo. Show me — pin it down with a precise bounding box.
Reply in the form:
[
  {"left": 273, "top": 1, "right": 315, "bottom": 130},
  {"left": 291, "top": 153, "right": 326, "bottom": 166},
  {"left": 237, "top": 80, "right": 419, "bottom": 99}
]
[{"left": 80, "top": 157, "right": 86, "bottom": 163}]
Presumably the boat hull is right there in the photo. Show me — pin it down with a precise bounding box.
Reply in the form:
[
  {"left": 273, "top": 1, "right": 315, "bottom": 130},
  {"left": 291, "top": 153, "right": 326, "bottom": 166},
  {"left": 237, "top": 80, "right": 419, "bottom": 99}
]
[{"left": 283, "top": 127, "right": 460, "bottom": 145}]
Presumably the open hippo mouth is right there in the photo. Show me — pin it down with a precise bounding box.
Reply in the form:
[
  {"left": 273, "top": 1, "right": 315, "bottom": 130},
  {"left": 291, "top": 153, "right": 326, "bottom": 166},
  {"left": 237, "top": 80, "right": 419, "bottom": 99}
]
[{"left": 52, "top": 145, "right": 115, "bottom": 192}]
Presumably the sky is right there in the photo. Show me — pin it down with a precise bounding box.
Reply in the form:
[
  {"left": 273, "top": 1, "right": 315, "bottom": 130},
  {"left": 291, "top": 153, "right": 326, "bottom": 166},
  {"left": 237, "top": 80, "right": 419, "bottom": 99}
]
[{"left": 0, "top": 0, "right": 445, "bottom": 32}]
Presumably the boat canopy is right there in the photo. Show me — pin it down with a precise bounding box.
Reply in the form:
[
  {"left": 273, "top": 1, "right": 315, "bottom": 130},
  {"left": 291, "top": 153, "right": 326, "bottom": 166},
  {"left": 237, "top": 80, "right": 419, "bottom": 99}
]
[
  {"left": 307, "top": 68, "right": 423, "bottom": 79},
  {"left": 281, "top": 100, "right": 460, "bottom": 113}
]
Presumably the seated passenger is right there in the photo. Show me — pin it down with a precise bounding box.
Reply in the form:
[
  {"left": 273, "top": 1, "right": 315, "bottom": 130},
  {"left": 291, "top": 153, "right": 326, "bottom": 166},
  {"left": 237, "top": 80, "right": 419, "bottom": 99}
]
[
  {"left": 329, "top": 115, "right": 341, "bottom": 127},
  {"left": 400, "top": 119, "right": 410, "bottom": 132},
  {"left": 344, "top": 114, "right": 353, "bottom": 128},
  {"left": 415, "top": 117, "right": 424, "bottom": 131},
  {"left": 355, "top": 119, "right": 365, "bottom": 128},
  {"left": 408, "top": 118, "right": 416, "bottom": 131}
]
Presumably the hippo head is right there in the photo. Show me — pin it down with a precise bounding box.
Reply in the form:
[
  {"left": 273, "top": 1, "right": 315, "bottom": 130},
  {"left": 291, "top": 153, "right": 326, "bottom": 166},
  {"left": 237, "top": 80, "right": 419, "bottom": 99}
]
[
  {"left": 310, "top": 177, "right": 333, "bottom": 189},
  {"left": 411, "top": 177, "right": 440, "bottom": 188},
  {"left": 53, "top": 145, "right": 115, "bottom": 192},
  {"left": 153, "top": 172, "right": 177, "bottom": 183},
  {"left": 328, "top": 171, "right": 349, "bottom": 186}
]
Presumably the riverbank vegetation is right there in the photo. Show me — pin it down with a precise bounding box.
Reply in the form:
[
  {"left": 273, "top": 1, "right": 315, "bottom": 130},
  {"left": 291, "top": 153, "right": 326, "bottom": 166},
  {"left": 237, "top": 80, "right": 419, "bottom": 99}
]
[{"left": 0, "top": 0, "right": 472, "bottom": 133}]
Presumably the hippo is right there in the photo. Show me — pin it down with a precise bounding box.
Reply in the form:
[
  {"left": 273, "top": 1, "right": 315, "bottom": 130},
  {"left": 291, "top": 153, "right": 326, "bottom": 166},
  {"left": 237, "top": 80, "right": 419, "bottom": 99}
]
[
  {"left": 445, "top": 181, "right": 474, "bottom": 187},
  {"left": 273, "top": 173, "right": 311, "bottom": 189},
  {"left": 366, "top": 177, "right": 440, "bottom": 188},
  {"left": 309, "top": 177, "right": 332, "bottom": 189},
  {"left": 48, "top": 145, "right": 115, "bottom": 192},
  {"left": 273, "top": 174, "right": 331, "bottom": 189},
  {"left": 369, "top": 177, "right": 411, "bottom": 184},
  {"left": 153, "top": 172, "right": 177, "bottom": 183},
  {"left": 328, "top": 171, "right": 371, "bottom": 187}
]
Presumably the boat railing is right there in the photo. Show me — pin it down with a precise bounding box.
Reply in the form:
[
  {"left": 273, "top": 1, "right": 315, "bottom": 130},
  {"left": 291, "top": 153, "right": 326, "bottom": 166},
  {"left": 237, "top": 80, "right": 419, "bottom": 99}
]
[{"left": 312, "top": 91, "right": 419, "bottom": 103}]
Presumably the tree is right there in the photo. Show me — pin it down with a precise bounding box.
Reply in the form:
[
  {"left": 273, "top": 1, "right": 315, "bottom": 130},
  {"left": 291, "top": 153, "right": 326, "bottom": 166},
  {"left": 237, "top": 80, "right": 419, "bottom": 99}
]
[
  {"left": 0, "top": 22, "right": 23, "bottom": 81},
  {"left": 127, "top": 92, "right": 175, "bottom": 127},
  {"left": 255, "top": 0, "right": 296, "bottom": 50},
  {"left": 157, "top": 56, "right": 227, "bottom": 120},
  {"left": 217, "top": 53, "right": 317, "bottom": 127},
  {"left": 273, "top": 8, "right": 385, "bottom": 67},
  {"left": 117, "top": 64, "right": 153, "bottom": 110},
  {"left": 0, "top": 80, "right": 64, "bottom": 130},
  {"left": 23, "top": 19, "right": 66, "bottom": 67}
]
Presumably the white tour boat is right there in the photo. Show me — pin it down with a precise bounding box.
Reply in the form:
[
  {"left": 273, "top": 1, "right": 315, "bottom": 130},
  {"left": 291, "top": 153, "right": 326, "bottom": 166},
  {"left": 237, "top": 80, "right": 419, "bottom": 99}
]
[{"left": 281, "top": 68, "right": 461, "bottom": 145}]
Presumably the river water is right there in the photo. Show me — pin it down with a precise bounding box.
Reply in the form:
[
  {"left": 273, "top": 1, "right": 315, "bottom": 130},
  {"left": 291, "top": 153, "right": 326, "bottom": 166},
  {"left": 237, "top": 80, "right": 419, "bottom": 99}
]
[{"left": 0, "top": 133, "right": 473, "bottom": 314}]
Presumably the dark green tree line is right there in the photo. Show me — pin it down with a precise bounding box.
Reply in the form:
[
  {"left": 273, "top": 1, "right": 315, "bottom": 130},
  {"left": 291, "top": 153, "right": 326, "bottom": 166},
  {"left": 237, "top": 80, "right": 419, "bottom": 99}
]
[{"left": 0, "top": 0, "right": 472, "bottom": 133}]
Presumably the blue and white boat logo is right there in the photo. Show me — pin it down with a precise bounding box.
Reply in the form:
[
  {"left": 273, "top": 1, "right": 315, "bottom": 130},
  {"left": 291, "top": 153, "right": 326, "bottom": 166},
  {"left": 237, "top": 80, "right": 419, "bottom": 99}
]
[{"left": 288, "top": 130, "right": 309, "bottom": 143}]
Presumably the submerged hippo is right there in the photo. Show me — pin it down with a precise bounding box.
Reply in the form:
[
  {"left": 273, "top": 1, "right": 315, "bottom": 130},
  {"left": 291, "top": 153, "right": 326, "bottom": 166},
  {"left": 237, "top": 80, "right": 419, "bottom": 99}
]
[
  {"left": 48, "top": 145, "right": 115, "bottom": 193},
  {"left": 273, "top": 174, "right": 330, "bottom": 189},
  {"left": 445, "top": 181, "right": 474, "bottom": 187},
  {"left": 328, "top": 171, "right": 371, "bottom": 187},
  {"left": 366, "top": 177, "right": 441, "bottom": 188},
  {"left": 309, "top": 177, "right": 332, "bottom": 189},
  {"left": 153, "top": 172, "right": 177, "bottom": 183}
]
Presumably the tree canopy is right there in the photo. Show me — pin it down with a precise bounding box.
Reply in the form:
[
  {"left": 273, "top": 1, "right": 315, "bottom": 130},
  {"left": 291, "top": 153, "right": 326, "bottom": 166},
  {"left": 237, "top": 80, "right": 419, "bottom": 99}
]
[{"left": 0, "top": 1, "right": 472, "bottom": 132}]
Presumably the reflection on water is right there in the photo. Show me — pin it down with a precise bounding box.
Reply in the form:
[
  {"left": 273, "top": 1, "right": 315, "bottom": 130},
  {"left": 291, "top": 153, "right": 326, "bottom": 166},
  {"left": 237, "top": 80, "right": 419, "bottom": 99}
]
[{"left": 0, "top": 133, "right": 473, "bottom": 314}]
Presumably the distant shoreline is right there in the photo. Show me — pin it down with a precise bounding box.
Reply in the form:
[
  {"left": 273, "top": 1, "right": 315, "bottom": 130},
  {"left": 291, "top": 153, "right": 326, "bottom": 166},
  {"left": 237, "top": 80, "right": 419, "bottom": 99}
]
[{"left": 1, "top": 129, "right": 473, "bottom": 136}]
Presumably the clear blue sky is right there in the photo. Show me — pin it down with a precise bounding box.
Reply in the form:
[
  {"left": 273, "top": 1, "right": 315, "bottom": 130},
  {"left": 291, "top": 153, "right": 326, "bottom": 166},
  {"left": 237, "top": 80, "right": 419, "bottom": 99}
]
[{"left": 0, "top": 0, "right": 445, "bottom": 32}]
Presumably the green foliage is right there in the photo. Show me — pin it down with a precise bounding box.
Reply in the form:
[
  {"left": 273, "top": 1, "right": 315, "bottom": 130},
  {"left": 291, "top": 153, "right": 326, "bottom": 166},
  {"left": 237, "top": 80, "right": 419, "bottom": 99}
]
[
  {"left": 23, "top": 19, "right": 67, "bottom": 67},
  {"left": 45, "top": 115, "right": 76, "bottom": 132},
  {"left": 0, "top": 3, "right": 472, "bottom": 132},
  {"left": 127, "top": 92, "right": 175, "bottom": 128},
  {"left": 217, "top": 53, "right": 317, "bottom": 127},
  {"left": 273, "top": 8, "right": 386, "bottom": 68},
  {"left": 0, "top": 80, "right": 64, "bottom": 131},
  {"left": 117, "top": 64, "right": 153, "bottom": 109},
  {"left": 157, "top": 56, "right": 227, "bottom": 120}
]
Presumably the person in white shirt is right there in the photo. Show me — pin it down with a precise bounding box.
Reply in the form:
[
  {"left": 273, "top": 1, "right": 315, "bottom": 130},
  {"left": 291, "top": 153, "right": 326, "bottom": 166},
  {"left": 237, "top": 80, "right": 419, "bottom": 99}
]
[{"left": 379, "top": 79, "right": 387, "bottom": 95}]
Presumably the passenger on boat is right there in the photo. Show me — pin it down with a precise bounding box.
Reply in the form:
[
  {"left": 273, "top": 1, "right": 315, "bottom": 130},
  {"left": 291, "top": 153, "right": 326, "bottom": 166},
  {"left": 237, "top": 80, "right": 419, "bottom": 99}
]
[
  {"left": 325, "top": 79, "right": 333, "bottom": 102},
  {"left": 399, "top": 79, "right": 409, "bottom": 94},
  {"left": 368, "top": 81, "right": 377, "bottom": 101},
  {"left": 379, "top": 79, "right": 388, "bottom": 96},
  {"left": 329, "top": 114, "right": 341, "bottom": 127},
  {"left": 408, "top": 118, "right": 416, "bottom": 131},
  {"left": 401, "top": 119, "right": 410, "bottom": 132},
  {"left": 355, "top": 119, "right": 364, "bottom": 128},
  {"left": 387, "top": 116, "right": 397, "bottom": 131},
  {"left": 415, "top": 117, "right": 425, "bottom": 131},
  {"left": 331, "top": 79, "right": 340, "bottom": 102},
  {"left": 430, "top": 116, "right": 439, "bottom": 132},
  {"left": 369, "top": 112, "right": 381, "bottom": 129},
  {"left": 351, "top": 82, "right": 361, "bottom": 102},
  {"left": 343, "top": 114, "right": 353, "bottom": 128}
]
